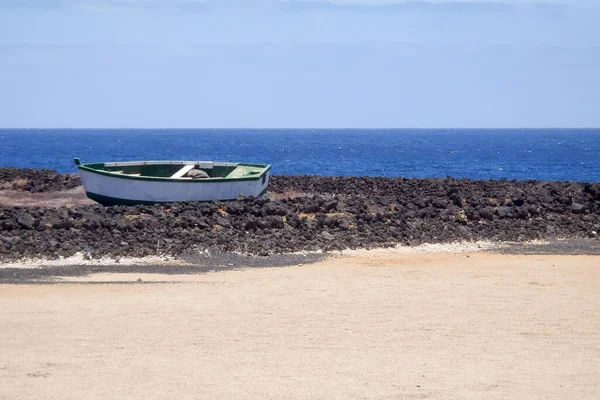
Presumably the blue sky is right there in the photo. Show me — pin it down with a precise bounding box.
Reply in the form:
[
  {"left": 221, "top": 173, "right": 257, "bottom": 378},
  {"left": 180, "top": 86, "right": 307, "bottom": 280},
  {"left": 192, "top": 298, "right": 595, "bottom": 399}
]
[{"left": 1, "top": 0, "right": 599, "bottom": 128}]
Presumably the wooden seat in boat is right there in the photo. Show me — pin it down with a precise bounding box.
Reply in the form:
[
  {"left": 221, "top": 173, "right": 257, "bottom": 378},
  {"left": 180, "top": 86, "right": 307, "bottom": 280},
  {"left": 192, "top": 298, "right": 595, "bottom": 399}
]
[{"left": 170, "top": 164, "right": 196, "bottom": 179}]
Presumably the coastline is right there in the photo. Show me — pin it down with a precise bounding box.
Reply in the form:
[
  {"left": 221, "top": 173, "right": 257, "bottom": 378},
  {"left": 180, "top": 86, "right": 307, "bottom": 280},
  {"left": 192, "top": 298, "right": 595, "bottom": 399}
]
[{"left": 1, "top": 167, "right": 599, "bottom": 263}]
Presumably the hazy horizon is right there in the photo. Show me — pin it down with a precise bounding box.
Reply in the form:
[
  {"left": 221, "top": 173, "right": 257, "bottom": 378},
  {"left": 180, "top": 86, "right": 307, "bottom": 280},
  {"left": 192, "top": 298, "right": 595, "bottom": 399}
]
[{"left": 1, "top": 0, "right": 599, "bottom": 128}]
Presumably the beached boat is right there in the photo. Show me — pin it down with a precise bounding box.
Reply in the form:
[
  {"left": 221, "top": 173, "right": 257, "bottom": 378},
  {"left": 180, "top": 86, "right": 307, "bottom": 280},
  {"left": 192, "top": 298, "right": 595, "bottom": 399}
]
[{"left": 74, "top": 158, "right": 271, "bottom": 205}]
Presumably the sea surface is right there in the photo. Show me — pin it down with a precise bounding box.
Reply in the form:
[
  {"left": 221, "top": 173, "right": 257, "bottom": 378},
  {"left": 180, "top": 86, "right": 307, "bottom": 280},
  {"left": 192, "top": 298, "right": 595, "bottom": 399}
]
[{"left": 0, "top": 129, "right": 598, "bottom": 182}]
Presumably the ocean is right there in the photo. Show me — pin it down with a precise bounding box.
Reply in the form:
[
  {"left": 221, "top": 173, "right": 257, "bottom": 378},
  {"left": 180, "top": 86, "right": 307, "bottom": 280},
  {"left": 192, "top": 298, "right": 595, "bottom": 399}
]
[{"left": 0, "top": 129, "right": 598, "bottom": 182}]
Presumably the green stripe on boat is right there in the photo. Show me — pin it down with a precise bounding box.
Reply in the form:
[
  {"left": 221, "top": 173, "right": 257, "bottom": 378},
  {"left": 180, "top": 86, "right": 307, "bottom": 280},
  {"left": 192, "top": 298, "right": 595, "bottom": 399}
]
[{"left": 77, "top": 164, "right": 271, "bottom": 183}]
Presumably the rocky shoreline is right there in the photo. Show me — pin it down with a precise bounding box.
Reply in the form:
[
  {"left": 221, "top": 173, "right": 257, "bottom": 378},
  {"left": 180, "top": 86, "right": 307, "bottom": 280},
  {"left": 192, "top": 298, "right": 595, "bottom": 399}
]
[
  {"left": 0, "top": 167, "right": 81, "bottom": 192},
  {"left": 0, "top": 167, "right": 599, "bottom": 261}
]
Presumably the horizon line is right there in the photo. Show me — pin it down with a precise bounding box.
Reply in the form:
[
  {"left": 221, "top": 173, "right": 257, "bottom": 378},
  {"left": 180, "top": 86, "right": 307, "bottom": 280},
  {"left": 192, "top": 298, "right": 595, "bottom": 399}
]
[{"left": 1, "top": 127, "right": 599, "bottom": 131}]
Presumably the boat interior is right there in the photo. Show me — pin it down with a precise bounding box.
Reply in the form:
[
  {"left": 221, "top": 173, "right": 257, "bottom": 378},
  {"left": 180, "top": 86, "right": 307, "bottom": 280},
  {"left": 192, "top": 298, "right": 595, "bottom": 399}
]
[{"left": 76, "top": 160, "right": 268, "bottom": 180}]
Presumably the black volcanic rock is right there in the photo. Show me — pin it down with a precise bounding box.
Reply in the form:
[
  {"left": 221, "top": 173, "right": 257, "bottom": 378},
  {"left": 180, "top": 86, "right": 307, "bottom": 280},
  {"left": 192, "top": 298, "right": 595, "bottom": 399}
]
[
  {"left": 571, "top": 202, "right": 585, "bottom": 214},
  {"left": 17, "top": 213, "right": 36, "bottom": 229},
  {"left": 0, "top": 172, "right": 599, "bottom": 261},
  {"left": 0, "top": 167, "right": 81, "bottom": 192}
]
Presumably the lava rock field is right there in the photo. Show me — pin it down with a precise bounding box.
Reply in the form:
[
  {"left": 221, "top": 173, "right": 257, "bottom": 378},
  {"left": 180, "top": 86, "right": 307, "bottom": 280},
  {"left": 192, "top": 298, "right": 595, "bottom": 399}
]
[{"left": 1, "top": 169, "right": 598, "bottom": 260}]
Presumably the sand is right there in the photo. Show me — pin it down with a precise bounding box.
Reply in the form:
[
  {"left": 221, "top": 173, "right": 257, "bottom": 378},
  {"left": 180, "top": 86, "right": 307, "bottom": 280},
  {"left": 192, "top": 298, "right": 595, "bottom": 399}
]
[{"left": 0, "top": 249, "right": 598, "bottom": 399}]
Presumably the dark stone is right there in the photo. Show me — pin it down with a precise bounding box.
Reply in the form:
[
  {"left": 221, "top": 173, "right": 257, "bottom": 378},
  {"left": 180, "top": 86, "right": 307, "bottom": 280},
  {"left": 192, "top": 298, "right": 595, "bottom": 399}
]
[
  {"left": 323, "top": 217, "right": 339, "bottom": 228},
  {"left": 338, "top": 219, "right": 351, "bottom": 230},
  {"left": 266, "top": 216, "right": 285, "bottom": 229},
  {"left": 324, "top": 200, "right": 339, "bottom": 212},
  {"left": 302, "top": 202, "right": 320, "bottom": 214},
  {"left": 432, "top": 200, "right": 447, "bottom": 209},
  {"left": 528, "top": 206, "right": 541, "bottom": 217},
  {"left": 417, "top": 209, "right": 428, "bottom": 218},
  {"left": 264, "top": 203, "right": 288, "bottom": 216},
  {"left": 226, "top": 203, "right": 246, "bottom": 215},
  {"left": 216, "top": 216, "right": 231, "bottom": 228},
  {"left": 416, "top": 198, "right": 429, "bottom": 209},
  {"left": 245, "top": 218, "right": 259, "bottom": 231},
  {"left": 17, "top": 213, "right": 36, "bottom": 229},
  {"left": 257, "top": 216, "right": 284, "bottom": 230},
  {"left": 197, "top": 220, "right": 212, "bottom": 229},
  {"left": 584, "top": 184, "right": 600, "bottom": 200},
  {"left": 571, "top": 203, "right": 585, "bottom": 214},
  {"left": 496, "top": 206, "right": 513, "bottom": 219},
  {"left": 321, "top": 231, "right": 335, "bottom": 241},
  {"left": 516, "top": 208, "right": 529, "bottom": 219},
  {"left": 479, "top": 207, "right": 494, "bottom": 221}
]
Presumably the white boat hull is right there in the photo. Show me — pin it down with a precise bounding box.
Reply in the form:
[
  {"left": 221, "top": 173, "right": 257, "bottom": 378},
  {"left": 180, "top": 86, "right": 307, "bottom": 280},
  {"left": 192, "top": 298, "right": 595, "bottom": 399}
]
[{"left": 78, "top": 168, "right": 270, "bottom": 205}]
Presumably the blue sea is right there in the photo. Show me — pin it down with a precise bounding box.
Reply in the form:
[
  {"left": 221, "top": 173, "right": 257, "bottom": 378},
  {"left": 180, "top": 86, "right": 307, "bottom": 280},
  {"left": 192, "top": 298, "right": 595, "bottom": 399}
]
[{"left": 0, "top": 129, "right": 598, "bottom": 182}]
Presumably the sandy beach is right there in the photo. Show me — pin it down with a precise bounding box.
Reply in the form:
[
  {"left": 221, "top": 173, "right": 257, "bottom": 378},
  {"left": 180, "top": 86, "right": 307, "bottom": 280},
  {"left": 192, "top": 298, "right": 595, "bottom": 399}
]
[{"left": 1, "top": 248, "right": 598, "bottom": 399}]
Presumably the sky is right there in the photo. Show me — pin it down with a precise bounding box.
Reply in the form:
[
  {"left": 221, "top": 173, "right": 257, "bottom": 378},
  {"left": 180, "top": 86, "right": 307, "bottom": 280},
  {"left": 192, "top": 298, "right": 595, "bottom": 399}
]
[{"left": 1, "top": 0, "right": 599, "bottom": 128}]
